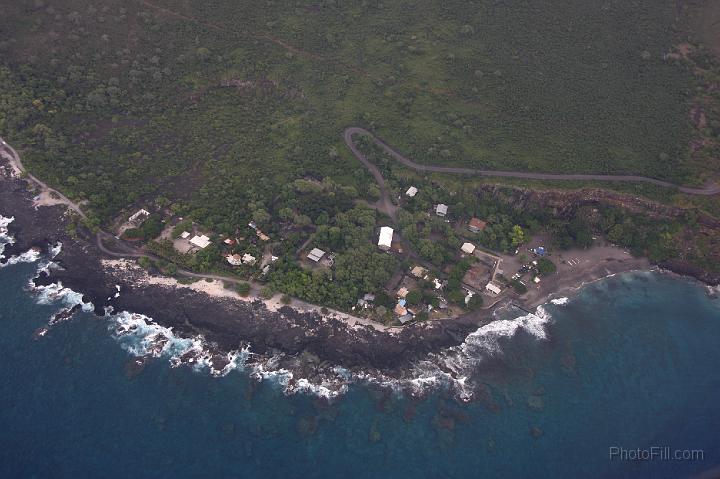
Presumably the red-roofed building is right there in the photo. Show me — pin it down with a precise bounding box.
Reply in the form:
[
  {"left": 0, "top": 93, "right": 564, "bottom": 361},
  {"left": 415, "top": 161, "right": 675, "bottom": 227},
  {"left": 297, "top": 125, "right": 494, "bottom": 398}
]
[{"left": 468, "top": 217, "right": 487, "bottom": 233}]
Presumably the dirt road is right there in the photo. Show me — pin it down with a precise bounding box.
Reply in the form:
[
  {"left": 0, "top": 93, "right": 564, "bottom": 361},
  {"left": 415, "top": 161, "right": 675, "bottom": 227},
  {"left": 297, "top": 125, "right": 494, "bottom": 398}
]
[{"left": 0, "top": 138, "right": 88, "bottom": 218}]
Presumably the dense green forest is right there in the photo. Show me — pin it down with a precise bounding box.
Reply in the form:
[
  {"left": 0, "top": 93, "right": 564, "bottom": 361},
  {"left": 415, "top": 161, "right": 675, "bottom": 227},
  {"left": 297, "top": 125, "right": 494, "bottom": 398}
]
[
  {"left": 1, "top": 1, "right": 719, "bottom": 312},
  {"left": 1, "top": 0, "right": 720, "bottom": 230}
]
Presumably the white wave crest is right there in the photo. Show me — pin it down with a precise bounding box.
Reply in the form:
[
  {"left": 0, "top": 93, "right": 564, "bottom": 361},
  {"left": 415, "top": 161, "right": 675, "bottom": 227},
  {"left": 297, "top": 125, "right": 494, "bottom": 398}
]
[
  {"left": 31, "top": 280, "right": 94, "bottom": 311},
  {"left": 3, "top": 247, "right": 41, "bottom": 265},
  {"left": 0, "top": 215, "right": 15, "bottom": 259},
  {"left": 110, "top": 311, "right": 246, "bottom": 377},
  {"left": 550, "top": 297, "right": 570, "bottom": 305},
  {"left": 390, "top": 306, "right": 554, "bottom": 401}
]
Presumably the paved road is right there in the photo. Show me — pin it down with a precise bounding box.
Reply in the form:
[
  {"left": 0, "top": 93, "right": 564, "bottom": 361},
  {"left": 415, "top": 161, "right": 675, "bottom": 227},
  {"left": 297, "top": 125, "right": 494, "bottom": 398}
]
[
  {"left": 343, "top": 127, "right": 720, "bottom": 196},
  {"left": 0, "top": 137, "right": 88, "bottom": 218},
  {"left": 342, "top": 130, "right": 400, "bottom": 221}
]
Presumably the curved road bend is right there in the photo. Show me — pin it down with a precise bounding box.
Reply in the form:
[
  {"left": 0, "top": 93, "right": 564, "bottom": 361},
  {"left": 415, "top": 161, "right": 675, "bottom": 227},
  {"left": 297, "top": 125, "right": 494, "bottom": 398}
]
[{"left": 343, "top": 127, "right": 720, "bottom": 196}]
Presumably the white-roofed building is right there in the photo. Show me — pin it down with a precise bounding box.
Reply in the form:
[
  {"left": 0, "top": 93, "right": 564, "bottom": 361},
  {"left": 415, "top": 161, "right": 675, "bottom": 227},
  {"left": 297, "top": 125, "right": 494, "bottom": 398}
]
[
  {"left": 226, "top": 254, "right": 243, "bottom": 266},
  {"left": 242, "top": 253, "right": 256, "bottom": 265},
  {"left": 435, "top": 204, "right": 448, "bottom": 217},
  {"left": 378, "top": 226, "right": 394, "bottom": 251},
  {"left": 461, "top": 242, "right": 476, "bottom": 255},
  {"left": 405, "top": 186, "right": 418, "bottom": 197},
  {"left": 307, "top": 248, "right": 326, "bottom": 262},
  {"left": 180, "top": 231, "right": 191, "bottom": 239},
  {"left": 128, "top": 209, "right": 150, "bottom": 226},
  {"left": 485, "top": 282, "right": 502, "bottom": 295},
  {"left": 189, "top": 234, "right": 211, "bottom": 249}
]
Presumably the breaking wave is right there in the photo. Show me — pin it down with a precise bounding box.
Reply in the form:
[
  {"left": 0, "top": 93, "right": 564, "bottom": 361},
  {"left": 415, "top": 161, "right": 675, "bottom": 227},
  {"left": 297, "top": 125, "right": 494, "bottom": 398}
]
[
  {"left": 0, "top": 215, "right": 15, "bottom": 259},
  {"left": 110, "top": 310, "right": 350, "bottom": 398},
  {"left": 6, "top": 217, "right": 554, "bottom": 401},
  {"left": 550, "top": 297, "right": 570, "bottom": 305},
  {"left": 357, "top": 306, "right": 554, "bottom": 401}
]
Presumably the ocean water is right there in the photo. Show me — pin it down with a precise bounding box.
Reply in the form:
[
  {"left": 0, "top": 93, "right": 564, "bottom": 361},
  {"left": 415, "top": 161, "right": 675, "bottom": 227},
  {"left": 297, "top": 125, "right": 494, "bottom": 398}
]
[{"left": 1, "top": 260, "right": 719, "bottom": 479}]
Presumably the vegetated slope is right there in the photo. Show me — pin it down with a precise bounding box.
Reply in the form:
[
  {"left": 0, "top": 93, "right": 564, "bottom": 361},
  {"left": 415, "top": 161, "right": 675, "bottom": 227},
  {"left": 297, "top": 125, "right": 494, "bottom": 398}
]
[{"left": 0, "top": 0, "right": 718, "bottom": 227}]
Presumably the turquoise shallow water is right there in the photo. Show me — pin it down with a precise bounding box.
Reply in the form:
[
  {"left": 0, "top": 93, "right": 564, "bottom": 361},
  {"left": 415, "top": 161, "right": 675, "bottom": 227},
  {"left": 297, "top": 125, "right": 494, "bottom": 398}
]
[{"left": 1, "top": 261, "right": 719, "bottom": 479}]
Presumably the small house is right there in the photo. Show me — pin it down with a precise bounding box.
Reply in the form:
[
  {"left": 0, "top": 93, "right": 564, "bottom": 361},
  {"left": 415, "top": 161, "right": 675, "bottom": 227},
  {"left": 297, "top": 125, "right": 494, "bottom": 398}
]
[
  {"left": 242, "top": 253, "right": 256, "bottom": 265},
  {"left": 189, "top": 234, "right": 211, "bottom": 249},
  {"left": 363, "top": 293, "right": 376, "bottom": 303},
  {"left": 226, "top": 254, "right": 243, "bottom": 266},
  {"left": 468, "top": 218, "right": 487, "bottom": 233},
  {"left": 410, "top": 266, "right": 427, "bottom": 278},
  {"left": 435, "top": 204, "right": 448, "bottom": 217},
  {"left": 405, "top": 186, "right": 418, "bottom": 197},
  {"left": 397, "top": 287, "right": 409, "bottom": 299},
  {"left": 378, "top": 226, "right": 394, "bottom": 251},
  {"left": 485, "top": 282, "right": 502, "bottom": 295},
  {"left": 461, "top": 242, "right": 476, "bottom": 255},
  {"left": 394, "top": 303, "right": 408, "bottom": 316},
  {"left": 128, "top": 209, "right": 150, "bottom": 226},
  {"left": 180, "top": 231, "right": 191, "bottom": 239},
  {"left": 307, "top": 248, "right": 326, "bottom": 262}
]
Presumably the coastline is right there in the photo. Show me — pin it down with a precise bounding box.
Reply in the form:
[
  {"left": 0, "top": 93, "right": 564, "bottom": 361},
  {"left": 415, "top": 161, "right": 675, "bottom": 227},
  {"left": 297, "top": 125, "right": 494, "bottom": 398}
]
[{"left": 1, "top": 149, "right": 716, "bottom": 400}]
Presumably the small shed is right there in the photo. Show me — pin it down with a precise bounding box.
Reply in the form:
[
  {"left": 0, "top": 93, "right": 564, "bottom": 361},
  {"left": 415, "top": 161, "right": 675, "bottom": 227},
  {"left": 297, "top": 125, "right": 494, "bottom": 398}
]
[
  {"left": 405, "top": 186, "right": 418, "bottom": 197},
  {"left": 180, "top": 231, "right": 191, "bottom": 239},
  {"left": 226, "top": 254, "right": 243, "bottom": 266},
  {"left": 307, "top": 248, "right": 326, "bottom": 262},
  {"left": 461, "top": 242, "right": 476, "bottom": 255},
  {"left": 468, "top": 217, "right": 487, "bottom": 233},
  {"left": 410, "top": 266, "right": 427, "bottom": 278},
  {"left": 435, "top": 204, "right": 448, "bottom": 217},
  {"left": 397, "top": 287, "right": 409, "bottom": 298},
  {"left": 485, "top": 282, "right": 502, "bottom": 295}
]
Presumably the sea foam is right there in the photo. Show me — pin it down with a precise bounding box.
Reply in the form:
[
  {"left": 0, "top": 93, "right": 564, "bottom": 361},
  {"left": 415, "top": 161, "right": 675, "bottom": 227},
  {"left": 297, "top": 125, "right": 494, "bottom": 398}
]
[{"left": 0, "top": 215, "right": 15, "bottom": 259}]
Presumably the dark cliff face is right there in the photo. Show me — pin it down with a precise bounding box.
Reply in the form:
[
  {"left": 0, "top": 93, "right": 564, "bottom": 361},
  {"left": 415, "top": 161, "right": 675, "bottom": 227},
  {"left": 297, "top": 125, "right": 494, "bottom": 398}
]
[{"left": 479, "top": 184, "right": 688, "bottom": 219}]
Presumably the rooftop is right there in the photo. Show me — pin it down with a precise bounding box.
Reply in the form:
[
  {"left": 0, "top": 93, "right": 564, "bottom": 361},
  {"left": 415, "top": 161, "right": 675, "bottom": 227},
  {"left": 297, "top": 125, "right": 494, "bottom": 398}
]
[
  {"left": 307, "top": 248, "right": 326, "bottom": 262},
  {"left": 378, "top": 226, "right": 394, "bottom": 249},
  {"left": 410, "top": 266, "right": 427, "bottom": 278},
  {"left": 436, "top": 204, "right": 448, "bottom": 216},
  {"left": 405, "top": 186, "right": 418, "bottom": 197},
  {"left": 468, "top": 217, "right": 487, "bottom": 231},
  {"left": 485, "top": 282, "right": 502, "bottom": 295},
  {"left": 189, "top": 234, "right": 211, "bottom": 249}
]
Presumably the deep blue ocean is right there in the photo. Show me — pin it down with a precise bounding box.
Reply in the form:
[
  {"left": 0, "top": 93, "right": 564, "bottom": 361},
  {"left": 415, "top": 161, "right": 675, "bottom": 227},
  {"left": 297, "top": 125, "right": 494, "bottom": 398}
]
[{"left": 1, "top": 260, "right": 719, "bottom": 479}]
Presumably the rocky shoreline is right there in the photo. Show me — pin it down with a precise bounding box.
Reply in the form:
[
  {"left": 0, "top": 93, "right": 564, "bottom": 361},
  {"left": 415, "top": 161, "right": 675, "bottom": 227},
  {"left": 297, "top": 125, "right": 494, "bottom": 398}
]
[
  {"left": 3, "top": 156, "right": 717, "bottom": 400},
  {"left": 0, "top": 166, "right": 486, "bottom": 394}
]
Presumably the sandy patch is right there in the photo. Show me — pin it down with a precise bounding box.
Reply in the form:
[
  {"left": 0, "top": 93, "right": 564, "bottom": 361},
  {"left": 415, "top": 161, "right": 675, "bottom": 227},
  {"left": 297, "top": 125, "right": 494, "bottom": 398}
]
[{"left": 101, "top": 258, "right": 388, "bottom": 331}]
